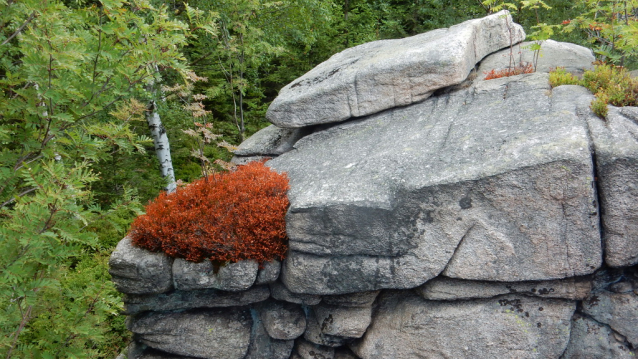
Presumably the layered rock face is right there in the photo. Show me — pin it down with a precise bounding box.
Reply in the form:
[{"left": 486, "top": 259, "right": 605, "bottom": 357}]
[{"left": 111, "top": 11, "right": 638, "bottom": 359}]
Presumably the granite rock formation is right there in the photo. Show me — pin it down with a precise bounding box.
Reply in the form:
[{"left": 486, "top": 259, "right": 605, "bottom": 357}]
[{"left": 112, "top": 11, "right": 637, "bottom": 359}]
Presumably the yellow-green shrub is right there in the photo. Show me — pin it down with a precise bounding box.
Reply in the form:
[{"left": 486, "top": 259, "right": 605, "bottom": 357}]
[{"left": 549, "top": 64, "right": 638, "bottom": 118}]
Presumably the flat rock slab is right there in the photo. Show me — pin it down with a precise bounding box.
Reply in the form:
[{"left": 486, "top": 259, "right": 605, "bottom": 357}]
[
  {"left": 269, "top": 73, "right": 601, "bottom": 295},
  {"left": 173, "top": 258, "right": 258, "bottom": 292},
  {"left": 129, "top": 308, "right": 252, "bottom": 359},
  {"left": 417, "top": 276, "right": 592, "bottom": 301},
  {"left": 586, "top": 106, "right": 638, "bottom": 267},
  {"left": 266, "top": 11, "right": 524, "bottom": 128},
  {"left": 109, "top": 237, "right": 173, "bottom": 295},
  {"left": 270, "top": 281, "right": 322, "bottom": 306},
  {"left": 352, "top": 292, "right": 575, "bottom": 359},
  {"left": 477, "top": 39, "right": 594, "bottom": 78},
  {"left": 562, "top": 313, "right": 636, "bottom": 359},
  {"left": 122, "top": 286, "right": 270, "bottom": 315}
]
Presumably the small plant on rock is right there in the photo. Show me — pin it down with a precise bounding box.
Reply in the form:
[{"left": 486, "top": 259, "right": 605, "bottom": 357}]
[
  {"left": 484, "top": 62, "right": 535, "bottom": 80},
  {"left": 549, "top": 63, "right": 638, "bottom": 118},
  {"left": 129, "top": 161, "right": 289, "bottom": 264}
]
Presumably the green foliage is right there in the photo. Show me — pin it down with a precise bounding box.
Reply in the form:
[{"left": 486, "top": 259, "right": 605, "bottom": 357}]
[
  {"left": 549, "top": 63, "right": 638, "bottom": 118},
  {"left": 561, "top": 0, "right": 638, "bottom": 68},
  {"left": 548, "top": 67, "right": 581, "bottom": 86},
  {"left": 0, "top": 0, "right": 200, "bottom": 356}
]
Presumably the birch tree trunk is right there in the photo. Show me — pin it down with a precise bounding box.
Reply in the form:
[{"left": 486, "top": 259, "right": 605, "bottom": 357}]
[{"left": 146, "top": 100, "right": 176, "bottom": 193}]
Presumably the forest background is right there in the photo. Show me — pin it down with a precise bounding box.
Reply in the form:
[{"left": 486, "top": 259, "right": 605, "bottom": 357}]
[{"left": 0, "top": 0, "right": 636, "bottom": 357}]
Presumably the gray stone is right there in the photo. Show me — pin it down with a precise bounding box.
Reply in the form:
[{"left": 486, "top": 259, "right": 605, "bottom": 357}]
[
  {"left": 234, "top": 125, "right": 307, "bottom": 156},
  {"left": 321, "top": 291, "right": 379, "bottom": 308},
  {"left": 294, "top": 338, "right": 335, "bottom": 359},
  {"left": 231, "top": 155, "right": 271, "bottom": 166},
  {"left": 561, "top": 314, "right": 635, "bottom": 359},
  {"left": 581, "top": 286, "right": 638, "bottom": 346},
  {"left": 173, "top": 258, "right": 258, "bottom": 292},
  {"left": 586, "top": 106, "right": 638, "bottom": 267},
  {"left": 352, "top": 292, "right": 575, "bottom": 359},
  {"left": 259, "top": 300, "right": 306, "bottom": 340},
  {"left": 270, "top": 281, "right": 322, "bottom": 305},
  {"left": 266, "top": 11, "right": 524, "bottom": 128},
  {"left": 109, "top": 237, "right": 173, "bottom": 295},
  {"left": 129, "top": 308, "right": 252, "bottom": 359},
  {"left": 313, "top": 303, "right": 373, "bottom": 339},
  {"left": 122, "top": 286, "right": 270, "bottom": 315},
  {"left": 245, "top": 310, "right": 295, "bottom": 359},
  {"left": 255, "top": 260, "right": 281, "bottom": 285},
  {"left": 135, "top": 348, "right": 199, "bottom": 359},
  {"left": 304, "top": 307, "right": 349, "bottom": 347},
  {"left": 334, "top": 348, "right": 360, "bottom": 359},
  {"left": 477, "top": 40, "right": 595, "bottom": 79},
  {"left": 416, "top": 276, "right": 592, "bottom": 301},
  {"left": 270, "top": 74, "right": 601, "bottom": 295}
]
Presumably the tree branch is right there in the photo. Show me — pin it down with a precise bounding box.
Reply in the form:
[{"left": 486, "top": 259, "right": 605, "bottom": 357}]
[{"left": 1, "top": 11, "right": 36, "bottom": 46}]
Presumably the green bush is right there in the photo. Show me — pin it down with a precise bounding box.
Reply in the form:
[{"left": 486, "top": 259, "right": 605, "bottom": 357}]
[{"left": 549, "top": 63, "right": 638, "bottom": 118}]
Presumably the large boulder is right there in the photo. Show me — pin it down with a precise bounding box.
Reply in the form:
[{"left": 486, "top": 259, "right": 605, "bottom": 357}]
[
  {"left": 269, "top": 73, "right": 601, "bottom": 295},
  {"left": 352, "top": 292, "right": 575, "bottom": 359},
  {"left": 109, "top": 237, "right": 173, "bottom": 295},
  {"left": 586, "top": 106, "right": 638, "bottom": 267},
  {"left": 266, "top": 10, "right": 524, "bottom": 128},
  {"left": 129, "top": 309, "right": 252, "bottom": 359}
]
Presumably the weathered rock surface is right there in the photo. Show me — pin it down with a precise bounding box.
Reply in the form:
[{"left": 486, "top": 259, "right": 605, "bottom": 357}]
[
  {"left": 122, "top": 286, "right": 270, "bottom": 315},
  {"left": 255, "top": 260, "right": 282, "bottom": 285},
  {"left": 417, "top": 276, "right": 592, "bottom": 301},
  {"left": 352, "top": 292, "right": 575, "bottom": 359},
  {"left": 561, "top": 313, "right": 636, "bottom": 359},
  {"left": 234, "top": 125, "right": 307, "bottom": 156},
  {"left": 266, "top": 11, "right": 524, "bottom": 128},
  {"left": 270, "top": 73, "right": 601, "bottom": 295},
  {"left": 129, "top": 309, "right": 252, "bottom": 359},
  {"left": 477, "top": 40, "right": 595, "bottom": 79},
  {"left": 581, "top": 286, "right": 638, "bottom": 346},
  {"left": 312, "top": 303, "right": 372, "bottom": 339},
  {"left": 293, "top": 338, "right": 335, "bottom": 359},
  {"left": 135, "top": 347, "right": 198, "bottom": 359},
  {"left": 304, "top": 307, "right": 349, "bottom": 348},
  {"left": 270, "top": 281, "right": 322, "bottom": 305},
  {"left": 173, "top": 258, "right": 258, "bottom": 292},
  {"left": 246, "top": 311, "right": 295, "bottom": 359},
  {"left": 321, "top": 291, "right": 379, "bottom": 307},
  {"left": 259, "top": 300, "right": 307, "bottom": 340},
  {"left": 586, "top": 106, "right": 638, "bottom": 267},
  {"left": 109, "top": 237, "right": 173, "bottom": 295}
]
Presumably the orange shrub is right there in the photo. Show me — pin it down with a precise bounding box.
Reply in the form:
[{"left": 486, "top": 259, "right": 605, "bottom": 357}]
[
  {"left": 484, "top": 63, "right": 534, "bottom": 80},
  {"left": 129, "top": 161, "right": 290, "bottom": 264}
]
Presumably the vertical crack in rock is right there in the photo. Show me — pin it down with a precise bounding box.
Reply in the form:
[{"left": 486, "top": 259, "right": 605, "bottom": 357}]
[{"left": 441, "top": 223, "right": 477, "bottom": 274}]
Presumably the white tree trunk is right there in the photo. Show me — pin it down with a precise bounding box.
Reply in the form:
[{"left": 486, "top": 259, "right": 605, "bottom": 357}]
[{"left": 146, "top": 100, "right": 176, "bottom": 193}]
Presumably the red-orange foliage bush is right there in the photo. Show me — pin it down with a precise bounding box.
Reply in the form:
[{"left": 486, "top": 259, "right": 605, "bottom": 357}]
[
  {"left": 484, "top": 63, "right": 534, "bottom": 80},
  {"left": 129, "top": 161, "right": 289, "bottom": 264}
]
